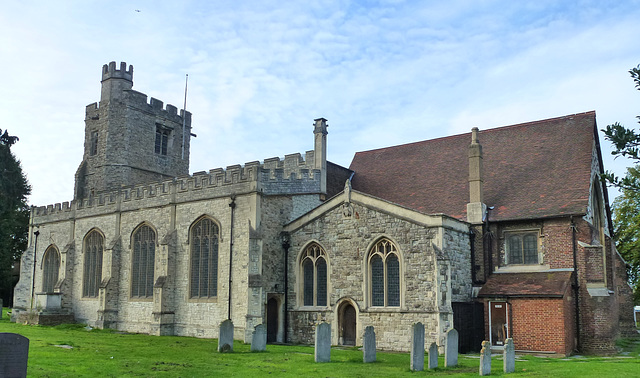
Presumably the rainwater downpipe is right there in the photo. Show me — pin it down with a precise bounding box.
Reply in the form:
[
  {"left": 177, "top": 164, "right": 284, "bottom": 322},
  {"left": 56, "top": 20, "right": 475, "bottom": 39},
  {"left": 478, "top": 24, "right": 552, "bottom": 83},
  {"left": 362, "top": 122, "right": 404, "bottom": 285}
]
[
  {"left": 571, "top": 217, "right": 581, "bottom": 351},
  {"left": 228, "top": 196, "right": 236, "bottom": 320},
  {"left": 281, "top": 232, "right": 290, "bottom": 343}
]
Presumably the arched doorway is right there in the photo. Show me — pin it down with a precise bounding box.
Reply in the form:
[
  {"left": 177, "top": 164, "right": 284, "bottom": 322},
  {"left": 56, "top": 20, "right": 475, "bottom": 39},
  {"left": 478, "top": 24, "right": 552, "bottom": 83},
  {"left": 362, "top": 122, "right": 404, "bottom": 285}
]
[
  {"left": 267, "top": 297, "right": 278, "bottom": 343},
  {"left": 340, "top": 303, "right": 356, "bottom": 346}
]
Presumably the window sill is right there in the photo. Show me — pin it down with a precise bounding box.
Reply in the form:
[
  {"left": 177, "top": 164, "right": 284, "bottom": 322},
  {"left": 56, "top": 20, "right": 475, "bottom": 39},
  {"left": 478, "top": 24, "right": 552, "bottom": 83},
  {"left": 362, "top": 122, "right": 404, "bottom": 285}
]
[{"left": 494, "top": 264, "right": 550, "bottom": 273}]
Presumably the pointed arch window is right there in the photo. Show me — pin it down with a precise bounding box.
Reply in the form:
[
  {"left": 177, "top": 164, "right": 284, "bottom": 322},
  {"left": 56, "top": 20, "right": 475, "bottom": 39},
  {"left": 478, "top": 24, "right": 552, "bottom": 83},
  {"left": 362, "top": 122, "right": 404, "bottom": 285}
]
[
  {"left": 42, "top": 246, "right": 60, "bottom": 293},
  {"left": 190, "top": 217, "right": 219, "bottom": 299},
  {"left": 300, "top": 243, "right": 328, "bottom": 307},
  {"left": 131, "top": 225, "right": 156, "bottom": 299},
  {"left": 368, "top": 239, "right": 400, "bottom": 307},
  {"left": 83, "top": 230, "right": 104, "bottom": 298}
]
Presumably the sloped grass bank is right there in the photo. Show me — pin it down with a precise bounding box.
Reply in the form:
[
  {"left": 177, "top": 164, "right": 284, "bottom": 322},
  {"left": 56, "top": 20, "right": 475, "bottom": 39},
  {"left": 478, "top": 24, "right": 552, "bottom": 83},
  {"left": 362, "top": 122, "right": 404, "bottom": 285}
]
[{"left": 2, "top": 308, "right": 639, "bottom": 377}]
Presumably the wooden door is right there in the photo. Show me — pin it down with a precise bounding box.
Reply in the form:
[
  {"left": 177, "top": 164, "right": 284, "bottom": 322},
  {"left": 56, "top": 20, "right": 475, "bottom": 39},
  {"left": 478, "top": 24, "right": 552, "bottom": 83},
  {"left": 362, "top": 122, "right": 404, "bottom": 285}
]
[
  {"left": 341, "top": 304, "right": 356, "bottom": 346},
  {"left": 489, "top": 301, "right": 508, "bottom": 346},
  {"left": 267, "top": 297, "right": 278, "bottom": 343}
]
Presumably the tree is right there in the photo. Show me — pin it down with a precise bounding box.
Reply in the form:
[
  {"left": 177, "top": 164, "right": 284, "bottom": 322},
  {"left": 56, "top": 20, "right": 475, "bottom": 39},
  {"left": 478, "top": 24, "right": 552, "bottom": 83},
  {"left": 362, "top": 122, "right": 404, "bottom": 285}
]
[
  {"left": 612, "top": 167, "right": 640, "bottom": 304},
  {"left": 0, "top": 129, "right": 31, "bottom": 306},
  {"left": 603, "top": 64, "right": 640, "bottom": 304},
  {"left": 601, "top": 64, "right": 640, "bottom": 192}
]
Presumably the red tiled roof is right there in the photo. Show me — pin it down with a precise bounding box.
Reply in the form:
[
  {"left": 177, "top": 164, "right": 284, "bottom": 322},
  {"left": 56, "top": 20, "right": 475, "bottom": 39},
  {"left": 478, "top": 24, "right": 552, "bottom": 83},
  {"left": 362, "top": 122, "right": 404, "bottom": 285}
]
[
  {"left": 349, "top": 112, "right": 596, "bottom": 221},
  {"left": 477, "top": 271, "right": 573, "bottom": 298}
]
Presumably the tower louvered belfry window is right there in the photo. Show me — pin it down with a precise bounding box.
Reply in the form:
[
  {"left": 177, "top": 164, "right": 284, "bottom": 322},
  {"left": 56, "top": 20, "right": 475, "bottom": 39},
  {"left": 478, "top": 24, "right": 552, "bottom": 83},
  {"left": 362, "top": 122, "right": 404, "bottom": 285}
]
[
  {"left": 190, "top": 217, "right": 219, "bottom": 299},
  {"left": 83, "top": 230, "right": 104, "bottom": 298},
  {"left": 42, "top": 246, "right": 60, "bottom": 293},
  {"left": 300, "top": 243, "right": 328, "bottom": 307},
  {"left": 131, "top": 225, "right": 156, "bottom": 299},
  {"left": 369, "top": 238, "right": 400, "bottom": 307}
]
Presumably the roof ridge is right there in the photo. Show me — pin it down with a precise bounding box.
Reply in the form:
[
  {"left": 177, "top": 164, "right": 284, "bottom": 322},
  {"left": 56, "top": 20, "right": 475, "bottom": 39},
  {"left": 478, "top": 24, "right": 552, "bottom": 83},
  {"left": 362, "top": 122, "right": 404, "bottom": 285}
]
[{"left": 353, "top": 111, "right": 596, "bottom": 156}]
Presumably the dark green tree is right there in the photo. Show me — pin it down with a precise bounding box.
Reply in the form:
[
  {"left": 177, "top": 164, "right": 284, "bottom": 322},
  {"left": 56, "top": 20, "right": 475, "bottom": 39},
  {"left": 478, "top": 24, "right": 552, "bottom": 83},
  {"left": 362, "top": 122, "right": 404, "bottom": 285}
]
[
  {"left": 603, "top": 64, "right": 640, "bottom": 304},
  {"left": 612, "top": 166, "right": 640, "bottom": 304},
  {"left": 0, "top": 129, "right": 31, "bottom": 306}
]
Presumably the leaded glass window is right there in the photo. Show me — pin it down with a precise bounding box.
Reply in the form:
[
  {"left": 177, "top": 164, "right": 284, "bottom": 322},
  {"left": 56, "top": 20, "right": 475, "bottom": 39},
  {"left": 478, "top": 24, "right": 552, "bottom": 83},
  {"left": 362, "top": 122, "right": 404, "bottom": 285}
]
[
  {"left": 369, "top": 239, "right": 401, "bottom": 307},
  {"left": 507, "top": 233, "right": 539, "bottom": 265},
  {"left": 83, "top": 230, "right": 103, "bottom": 298},
  {"left": 190, "top": 217, "right": 219, "bottom": 299},
  {"left": 300, "top": 243, "right": 328, "bottom": 307},
  {"left": 131, "top": 225, "right": 156, "bottom": 299},
  {"left": 42, "top": 246, "right": 60, "bottom": 293}
]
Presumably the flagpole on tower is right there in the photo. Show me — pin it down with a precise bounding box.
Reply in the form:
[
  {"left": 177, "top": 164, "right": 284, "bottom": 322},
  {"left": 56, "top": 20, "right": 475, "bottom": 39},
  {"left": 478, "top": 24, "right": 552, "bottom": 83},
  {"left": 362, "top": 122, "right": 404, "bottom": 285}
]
[{"left": 181, "top": 73, "right": 189, "bottom": 160}]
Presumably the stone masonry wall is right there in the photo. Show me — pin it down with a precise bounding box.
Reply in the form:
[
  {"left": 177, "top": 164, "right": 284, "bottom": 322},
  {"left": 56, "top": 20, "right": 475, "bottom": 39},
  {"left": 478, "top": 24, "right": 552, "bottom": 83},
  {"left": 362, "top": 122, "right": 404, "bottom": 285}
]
[{"left": 287, "top": 201, "right": 471, "bottom": 351}]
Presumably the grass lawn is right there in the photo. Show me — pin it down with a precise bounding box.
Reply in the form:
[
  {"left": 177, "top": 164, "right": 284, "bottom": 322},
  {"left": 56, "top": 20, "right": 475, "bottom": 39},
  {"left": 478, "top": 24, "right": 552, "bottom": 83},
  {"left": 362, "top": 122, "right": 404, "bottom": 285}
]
[{"left": 2, "top": 308, "right": 640, "bottom": 377}]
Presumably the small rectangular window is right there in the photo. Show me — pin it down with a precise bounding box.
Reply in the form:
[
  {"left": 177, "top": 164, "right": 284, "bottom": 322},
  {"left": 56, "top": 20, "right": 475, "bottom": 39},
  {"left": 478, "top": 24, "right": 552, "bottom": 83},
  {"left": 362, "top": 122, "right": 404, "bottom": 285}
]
[
  {"left": 155, "top": 126, "right": 170, "bottom": 155},
  {"left": 90, "top": 131, "right": 98, "bottom": 156}
]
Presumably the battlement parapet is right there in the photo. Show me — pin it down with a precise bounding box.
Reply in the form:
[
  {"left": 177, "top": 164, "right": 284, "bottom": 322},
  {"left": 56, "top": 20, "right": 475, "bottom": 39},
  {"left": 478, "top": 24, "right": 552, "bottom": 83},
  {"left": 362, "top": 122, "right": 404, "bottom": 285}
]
[
  {"left": 125, "top": 90, "right": 192, "bottom": 125},
  {"left": 102, "top": 61, "right": 133, "bottom": 82},
  {"left": 34, "top": 151, "right": 324, "bottom": 219}
]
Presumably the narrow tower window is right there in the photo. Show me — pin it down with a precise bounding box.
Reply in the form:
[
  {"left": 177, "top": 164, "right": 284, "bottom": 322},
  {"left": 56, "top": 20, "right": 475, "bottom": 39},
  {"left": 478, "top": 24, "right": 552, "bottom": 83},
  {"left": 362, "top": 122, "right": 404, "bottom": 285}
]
[
  {"left": 155, "top": 125, "right": 170, "bottom": 155},
  {"left": 90, "top": 131, "right": 98, "bottom": 156}
]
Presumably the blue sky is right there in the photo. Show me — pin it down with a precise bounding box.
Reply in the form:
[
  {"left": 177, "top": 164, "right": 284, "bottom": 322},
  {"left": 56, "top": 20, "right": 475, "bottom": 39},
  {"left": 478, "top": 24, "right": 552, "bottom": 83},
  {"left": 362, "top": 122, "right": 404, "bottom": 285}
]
[{"left": 2, "top": 1, "right": 639, "bottom": 206}]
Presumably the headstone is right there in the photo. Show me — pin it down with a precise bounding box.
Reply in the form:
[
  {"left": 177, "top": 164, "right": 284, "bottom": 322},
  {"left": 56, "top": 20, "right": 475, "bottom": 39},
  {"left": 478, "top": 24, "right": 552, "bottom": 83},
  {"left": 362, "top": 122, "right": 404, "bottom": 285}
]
[
  {"left": 0, "top": 333, "right": 29, "bottom": 378},
  {"left": 410, "top": 322, "right": 425, "bottom": 371},
  {"left": 503, "top": 338, "right": 515, "bottom": 373},
  {"left": 315, "top": 322, "right": 331, "bottom": 362},
  {"left": 479, "top": 340, "right": 491, "bottom": 376},
  {"left": 251, "top": 324, "right": 267, "bottom": 352},
  {"left": 445, "top": 328, "right": 458, "bottom": 367},
  {"left": 0, "top": 299, "right": 3, "bottom": 319},
  {"left": 363, "top": 326, "right": 376, "bottom": 363},
  {"left": 217, "top": 319, "right": 234, "bottom": 352},
  {"left": 428, "top": 342, "right": 438, "bottom": 369}
]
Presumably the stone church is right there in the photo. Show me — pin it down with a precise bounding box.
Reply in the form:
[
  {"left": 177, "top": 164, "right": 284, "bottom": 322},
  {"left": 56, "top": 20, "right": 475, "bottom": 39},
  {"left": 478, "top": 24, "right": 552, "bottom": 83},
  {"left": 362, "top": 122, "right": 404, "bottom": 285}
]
[{"left": 12, "top": 61, "right": 635, "bottom": 355}]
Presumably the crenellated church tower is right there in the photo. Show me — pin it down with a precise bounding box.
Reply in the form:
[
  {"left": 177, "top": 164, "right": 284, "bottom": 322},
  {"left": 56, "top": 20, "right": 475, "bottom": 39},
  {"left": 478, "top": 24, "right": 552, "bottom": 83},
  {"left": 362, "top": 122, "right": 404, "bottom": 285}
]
[{"left": 74, "top": 61, "right": 192, "bottom": 199}]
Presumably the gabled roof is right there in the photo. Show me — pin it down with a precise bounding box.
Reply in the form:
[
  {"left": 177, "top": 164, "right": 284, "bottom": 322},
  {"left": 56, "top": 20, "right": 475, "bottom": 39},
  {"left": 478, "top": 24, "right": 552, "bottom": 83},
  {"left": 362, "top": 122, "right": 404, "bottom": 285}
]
[
  {"left": 477, "top": 271, "right": 573, "bottom": 298},
  {"left": 349, "top": 112, "right": 597, "bottom": 222}
]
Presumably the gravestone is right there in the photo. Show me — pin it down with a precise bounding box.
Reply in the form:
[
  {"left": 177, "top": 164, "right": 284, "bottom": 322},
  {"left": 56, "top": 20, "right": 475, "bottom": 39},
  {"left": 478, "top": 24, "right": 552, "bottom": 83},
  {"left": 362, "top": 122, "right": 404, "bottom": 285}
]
[
  {"left": 445, "top": 328, "right": 458, "bottom": 367},
  {"left": 251, "top": 324, "right": 267, "bottom": 352},
  {"left": 503, "top": 338, "right": 515, "bottom": 373},
  {"left": 315, "top": 322, "right": 331, "bottom": 362},
  {"left": 363, "top": 326, "right": 376, "bottom": 363},
  {"left": 410, "top": 322, "right": 425, "bottom": 371},
  {"left": 0, "top": 333, "right": 29, "bottom": 378},
  {"left": 479, "top": 340, "right": 491, "bottom": 376},
  {"left": 0, "top": 299, "right": 3, "bottom": 319},
  {"left": 218, "top": 319, "right": 234, "bottom": 352},
  {"left": 428, "top": 342, "right": 438, "bottom": 369}
]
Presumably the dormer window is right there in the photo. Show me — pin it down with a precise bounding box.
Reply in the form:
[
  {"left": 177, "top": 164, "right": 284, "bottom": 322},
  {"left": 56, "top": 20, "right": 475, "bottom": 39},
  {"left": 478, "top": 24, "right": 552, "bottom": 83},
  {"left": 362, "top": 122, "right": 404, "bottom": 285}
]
[
  {"left": 506, "top": 232, "right": 539, "bottom": 265},
  {"left": 155, "top": 125, "right": 170, "bottom": 155}
]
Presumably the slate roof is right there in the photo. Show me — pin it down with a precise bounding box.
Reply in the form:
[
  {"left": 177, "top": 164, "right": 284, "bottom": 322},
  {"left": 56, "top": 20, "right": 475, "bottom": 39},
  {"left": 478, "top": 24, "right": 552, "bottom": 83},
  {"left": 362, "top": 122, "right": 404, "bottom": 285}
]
[
  {"left": 476, "top": 271, "right": 573, "bottom": 298},
  {"left": 349, "top": 111, "right": 597, "bottom": 222}
]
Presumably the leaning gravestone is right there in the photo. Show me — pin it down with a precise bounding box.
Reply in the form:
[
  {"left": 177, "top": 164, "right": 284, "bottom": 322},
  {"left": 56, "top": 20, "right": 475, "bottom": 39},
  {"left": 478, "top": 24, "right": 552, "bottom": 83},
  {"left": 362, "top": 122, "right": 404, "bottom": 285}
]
[
  {"left": 363, "top": 326, "right": 376, "bottom": 363},
  {"left": 479, "top": 340, "right": 491, "bottom": 376},
  {"left": 0, "top": 333, "right": 29, "bottom": 378},
  {"left": 218, "top": 319, "right": 234, "bottom": 352},
  {"left": 428, "top": 342, "right": 438, "bottom": 369},
  {"left": 315, "top": 322, "right": 331, "bottom": 362},
  {"left": 251, "top": 324, "right": 267, "bottom": 352},
  {"left": 445, "top": 328, "right": 458, "bottom": 367},
  {"left": 503, "top": 338, "right": 515, "bottom": 373},
  {"left": 410, "top": 322, "right": 425, "bottom": 371}
]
